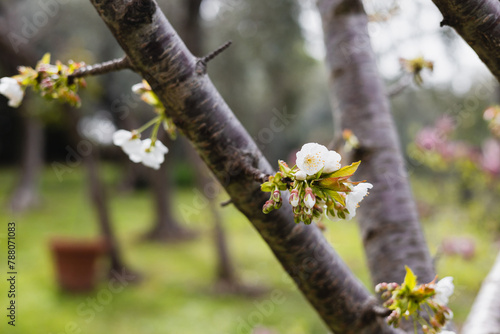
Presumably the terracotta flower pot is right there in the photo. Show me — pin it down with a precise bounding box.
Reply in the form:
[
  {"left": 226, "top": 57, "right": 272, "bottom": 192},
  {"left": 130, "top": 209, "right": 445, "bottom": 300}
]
[{"left": 50, "top": 238, "right": 107, "bottom": 292}]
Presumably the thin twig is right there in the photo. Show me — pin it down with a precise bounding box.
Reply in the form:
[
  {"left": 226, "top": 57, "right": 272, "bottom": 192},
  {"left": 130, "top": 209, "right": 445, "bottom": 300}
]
[
  {"left": 196, "top": 41, "right": 232, "bottom": 74},
  {"left": 220, "top": 199, "right": 233, "bottom": 207},
  {"left": 68, "top": 56, "right": 132, "bottom": 84}
]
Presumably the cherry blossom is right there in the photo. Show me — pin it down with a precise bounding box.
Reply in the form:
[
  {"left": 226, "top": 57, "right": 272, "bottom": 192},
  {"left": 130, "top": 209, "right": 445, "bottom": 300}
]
[
  {"left": 434, "top": 276, "right": 454, "bottom": 305},
  {"left": 140, "top": 138, "right": 169, "bottom": 170},
  {"left": 112, "top": 130, "right": 143, "bottom": 162},
  {"left": 0, "top": 77, "right": 24, "bottom": 108}
]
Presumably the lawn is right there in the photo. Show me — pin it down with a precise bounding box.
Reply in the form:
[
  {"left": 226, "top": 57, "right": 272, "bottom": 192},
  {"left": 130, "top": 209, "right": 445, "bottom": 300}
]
[{"left": 0, "top": 165, "right": 497, "bottom": 333}]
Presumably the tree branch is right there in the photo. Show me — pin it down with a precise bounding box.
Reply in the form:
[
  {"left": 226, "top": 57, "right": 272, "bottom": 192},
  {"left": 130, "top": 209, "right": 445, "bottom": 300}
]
[
  {"left": 318, "top": 0, "right": 435, "bottom": 289},
  {"left": 462, "top": 250, "right": 500, "bottom": 333},
  {"left": 88, "top": 0, "right": 400, "bottom": 332},
  {"left": 430, "top": 0, "right": 500, "bottom": 82},
  {"left": 196, "top": 41, "right": 232, "bottom": 75},
  {"left": 68, "top": 56, "right": 132, "bottom": 84}
]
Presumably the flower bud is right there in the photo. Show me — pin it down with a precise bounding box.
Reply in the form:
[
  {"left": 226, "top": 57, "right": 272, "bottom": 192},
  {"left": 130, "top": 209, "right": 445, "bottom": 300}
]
[
  {"left": 262, "top": 200, "right": 275, "bottom": 214},
  {"left": 295, "top": 170, "right": 307, "bottom": 181},
  {"left": 304, "top": 187, "right": 316, "bottom": 209},
  {"left": 272, "top": 189, "right": 281, "bottom": 203},
  {"left": 289, "top": 189, "right": 299, "bottom": 207}
]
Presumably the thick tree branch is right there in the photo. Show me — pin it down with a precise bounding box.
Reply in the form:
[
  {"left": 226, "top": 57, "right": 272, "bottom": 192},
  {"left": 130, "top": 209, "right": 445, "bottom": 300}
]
[
  {"left": 318, "top": 0, "right": 435, "bottom": 288},
  {"left": 431, "top": 0, "right": 500, "bottom": 82},
  {"left": 462, "top": 250, "right": 500, "bottom": 333},
  {"left": 88, "top": 0, "right": 399, "bottom": 332}
]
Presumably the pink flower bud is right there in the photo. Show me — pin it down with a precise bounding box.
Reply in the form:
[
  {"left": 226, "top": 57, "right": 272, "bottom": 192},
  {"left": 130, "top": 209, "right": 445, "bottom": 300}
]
[
  {"left": 272, "top": 189, "right": 281, "bottom": 202},
  {"left": 262, "top": 200, "right": 275, "bottom": 214},
  {"left": 289, "top": 189, "right": 299, "bottom": 207},
  {"left": 304, "top": 187, "right": 316, "bottom": 209}
]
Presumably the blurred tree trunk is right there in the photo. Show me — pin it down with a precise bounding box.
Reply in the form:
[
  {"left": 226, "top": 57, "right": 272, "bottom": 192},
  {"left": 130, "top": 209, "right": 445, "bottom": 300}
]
[
  {"left": 180, "top": 0, "right": 249, "bottom": 294},
  {"left": 142, "top": 135, "right": 198, "bottom": 242},
  {"left": 430, "top": 0, "right": 500, "bottom": 82},
  {"left": 9, "top": 116, "right": 44, "bottom": 212},
  {"left": 0, "top": 35, "right": 44, "bottom": 213},
  {"left": 66, "top": 111, "right": 138, "bottom": 281},
  {"left": 318, "top": 0, "right": 435, "bottom": 289},
  {"left": 462, "top": 250, "right": 500, "bottom": 333},
  {"left": 89, "top": 1, "right": 400, "bottom": 332}
]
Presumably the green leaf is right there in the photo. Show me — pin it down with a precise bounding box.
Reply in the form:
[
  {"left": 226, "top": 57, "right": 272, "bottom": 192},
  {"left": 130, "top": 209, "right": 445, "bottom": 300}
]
[
  {"left": 317, "top": 178, "right": 350, "bottom": 192},
  {"left": 260, "top": 182, "right": 274, "bottom": 192},
  {"left": 323, "top": 189, "right": 346, "bottom": 206},
  {"left": 403, "top": 266, "right": 417, "bottom": 290},
  {"left": 40, "top": 53, "right": 51, "bottom": 65},
  {"left": 327, "top": 161, "right": 361, "bottom": 179}
]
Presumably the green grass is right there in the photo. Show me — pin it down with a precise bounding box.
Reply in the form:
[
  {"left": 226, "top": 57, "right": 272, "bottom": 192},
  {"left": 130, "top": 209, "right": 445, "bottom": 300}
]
[{"left": 0, "top": 166, "right": 497, "bottom": 333}]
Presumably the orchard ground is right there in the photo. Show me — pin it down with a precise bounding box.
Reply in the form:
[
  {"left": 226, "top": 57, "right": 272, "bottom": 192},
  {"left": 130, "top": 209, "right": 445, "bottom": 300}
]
[{"left": 0, "top": 165, "right": 496, "bottom": 333}]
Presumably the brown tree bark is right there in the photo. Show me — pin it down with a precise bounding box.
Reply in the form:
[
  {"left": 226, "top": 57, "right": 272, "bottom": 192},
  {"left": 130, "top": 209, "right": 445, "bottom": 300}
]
[
  {"left": 87, "top": 0, "right": 400, "bottom": 332},
  {"left": 318, "top": 0, "right": 435, "bottom": 287},
  {"left": 430, "top": 0, "right": 500, "bottom": 82}
]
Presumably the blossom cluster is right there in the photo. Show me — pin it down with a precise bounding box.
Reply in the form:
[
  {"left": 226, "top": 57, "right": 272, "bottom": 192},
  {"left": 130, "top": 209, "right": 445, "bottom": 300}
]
[
  {"left": 261, "top": 143, "right": 372, "bottom": 225},
  {"left": 376, "top": 266, "right": 455, "bottom": 334},
  {"left": 399, "top": 56, "right": 434, "bottom": 86},
  {"left": 411, "top": 115, "right": 500, "bottom": 177},
  {"left": 112, "top": 80, "right": 173, "bottom": 170},
  {"left": 113, "top": 130, "right": 168, "bottom": 170},
  {"left": 0, "top": 53, "right": 86, "bottom": 108}
]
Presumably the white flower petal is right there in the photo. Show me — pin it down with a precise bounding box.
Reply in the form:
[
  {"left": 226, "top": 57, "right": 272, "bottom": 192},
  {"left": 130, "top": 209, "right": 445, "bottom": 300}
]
[
  {"left": 0, "top": 77, "right": 24, "bottom": 108},
  {"left": 122, "top": 139, "right": 143, "bottom": 156},
  {"left": 435, "top": 276, "right": 454, "bottom": 305},
  {"left": 296, "top": 143, "right": 328, "bottom": 175},
  {"left": 140, "top": 138, "right": 168, "bottom": 170},
  {"left": 323, "top": 150, "right": 342, "bottom": 173},
  {"left": 345, "top": 182, "right": 373, "bottom": 220},
  {"left": 112, "top": 130, "right": 133, "bottom": 146}
]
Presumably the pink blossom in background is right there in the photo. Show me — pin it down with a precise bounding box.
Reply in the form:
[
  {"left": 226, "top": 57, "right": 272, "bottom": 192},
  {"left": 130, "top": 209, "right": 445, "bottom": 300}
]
[{"left": 481, "top": 139, "right": 500, "bottom": 176}]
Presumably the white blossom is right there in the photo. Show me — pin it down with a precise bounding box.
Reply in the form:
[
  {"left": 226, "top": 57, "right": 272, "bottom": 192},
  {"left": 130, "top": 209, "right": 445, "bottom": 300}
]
[
  {"left": 323, "top": 150, "right": 342, "bottom": 173},
  {"left": 296, "top": 143, "right": 328, "bottom": 175},
  {"left": 345, "top": 183, "right": 373, "bottom": 220},
  {"left": 440, "top": 331, "right": 456, "bottom": 334},
  {"left": 295, "top": 170, "right": 307, "bottom": 180},
  {"left": 0, "top": 77, "right": 24, "bottom": 108},
  {"left": 434, "top": 276, "right": 454, "bottom": 305},
  {"left": 112, "top": 130, "right": 143, "bottom": 162},
  {"left": 140, "top": 138, "right": 168, "bottom": 170}
]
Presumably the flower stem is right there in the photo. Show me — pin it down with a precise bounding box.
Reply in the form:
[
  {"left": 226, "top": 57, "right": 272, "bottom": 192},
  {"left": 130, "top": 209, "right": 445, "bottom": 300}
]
[
  {"left": 135, "top": 115, "right": 161, "bottom": 134},
  {"left": 413, "top": 317, "right": 417, "bottom": 334},
  {"left": 150, "top": 116, "right": 163, "bottom": 145}
]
